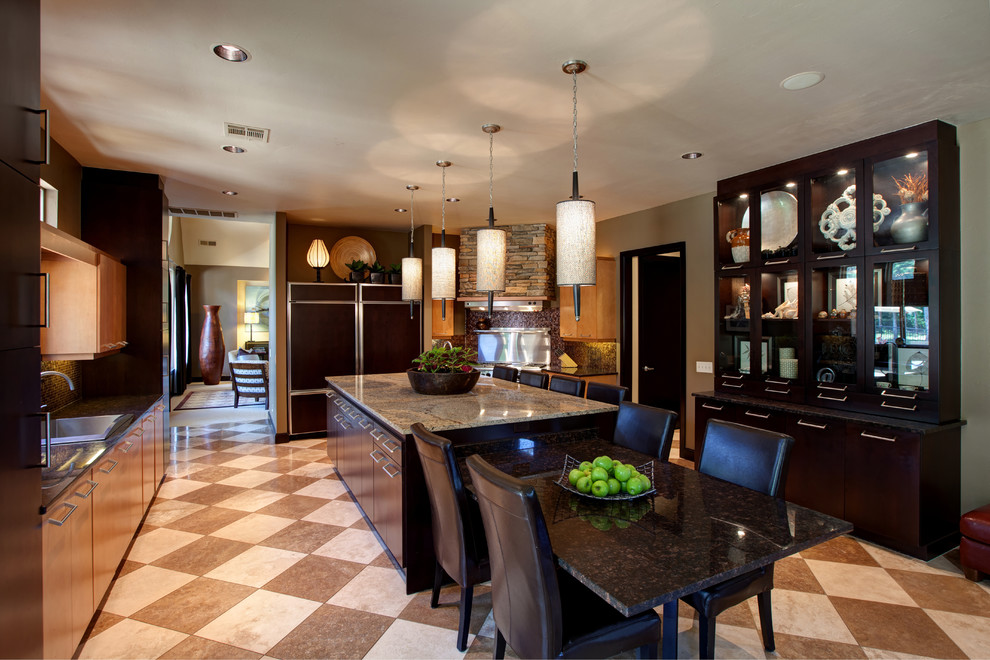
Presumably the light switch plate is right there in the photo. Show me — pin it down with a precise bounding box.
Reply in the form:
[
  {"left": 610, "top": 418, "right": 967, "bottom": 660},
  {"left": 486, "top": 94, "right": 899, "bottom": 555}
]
[{"left": 696, "top": 361, "right": 713, "bottom": 374}]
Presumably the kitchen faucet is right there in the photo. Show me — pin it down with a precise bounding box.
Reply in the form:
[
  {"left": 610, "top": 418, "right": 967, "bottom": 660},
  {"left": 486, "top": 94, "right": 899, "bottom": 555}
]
[{"left": 41, "top": 370, "right": 75, "bottom": 390}]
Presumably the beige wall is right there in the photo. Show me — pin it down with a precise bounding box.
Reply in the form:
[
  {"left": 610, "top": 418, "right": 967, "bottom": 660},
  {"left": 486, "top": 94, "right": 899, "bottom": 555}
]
[
  {"left": 596, "top": 193, "right": 715, "bottom": 452},
  {"left": 958, "top": 117, "right": 990, "bottom": 513}
]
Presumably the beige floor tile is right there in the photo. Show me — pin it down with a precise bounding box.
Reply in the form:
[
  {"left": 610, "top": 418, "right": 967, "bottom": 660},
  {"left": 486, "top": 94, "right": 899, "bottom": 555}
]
[
  {"left": 287, "top": 463, "right": 336, "bottom": 479},
  {"left": 287, "top": 438, "right": 326, "bottom": 449},
  {"left": 217, "top": 469, "right": 279, "bottom": 488},
  {"left": 131, "top": 577, "right": 255, "bottom": 634},
  {"left": 220, "top": 454, "right": 278, "bottom": 470},
  {"left": 195, "top": 589, "right": 322, "bottom": 654},
  {"left": 771, "top": 632, "right": 867, "bottom": 659},
  {"left": 266, "top": 604, "right": 393, "bottom": 660},
  {"left": 805, "top": 559, "right": 917, "bottom": 606},
  {"left": 861, "top": 647, "right": 933, "bottom": 659},
  {"left": 831, "top": 596, "right": 966, "bottom": 658},
  {"left": 102, "top": 565, "right": 198, "bottom": 616},
  {"left": 257, "top": 520, "right": 347, "bottom": 554},
  {"left": 210, "top": 513, "right": 296, "bottom": 544},
  {"left": 159, "top": 635, "right": 263, "bottom": 659},
  {"left": 215, "top": 488, "right": 287, "bottom": 512},
  {"left": 287, "top": 448, "right": 329, "bottom": 462},
  {"left": 302, "top": 499, "right": 364, "bottom": 527},
  {"left": 171, "top": 448, "right": 217, "bottom": 462},
  {"left": 156, "top": 478, "right": 211, "bottom": 500},
  {"left": 168, "top": 462, "right": 209, "bottom": 479},
  {"left": 126, "top": 528, "right": 203, "bottom": 564},
  {"left": 79, "top": 618, "right": 188, "bottom": 660},
  {"left": 292, "top": 478, "right": 348, "bottom": 500},
  {"left": 328, "top": 565, "right": 415, "bottom": 617},
  {"left": 220, "top": 443, "right": 270, "bottom": 455},
  {"left": 312, "top": 528, "right": 384, "bottom": 564},
  {"left": 144, "top": 499, "right": 208, "bottom": 526},
  {"left": 364, "top": 619, "right": 468, "bottom": 659},
  {"left": 765, "top": 589, "right": 857, "bottom": 645},
  {"left": 859, "top": 542, "right": 954, "bottom": 575},
  {"left": 152, "top": 535, "right": 254, "bottom": 575},
  {"left": 925, "top": 609, "right": 990, "bottom": 659},
  {"left": 205, "top": 545, "right": 306, "bottom": 587}
]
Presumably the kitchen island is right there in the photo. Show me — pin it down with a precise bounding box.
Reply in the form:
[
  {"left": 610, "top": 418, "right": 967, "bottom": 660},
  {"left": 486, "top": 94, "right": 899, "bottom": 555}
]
[{"left": 325, "top": 372, "right": 617, "bottom": 593}]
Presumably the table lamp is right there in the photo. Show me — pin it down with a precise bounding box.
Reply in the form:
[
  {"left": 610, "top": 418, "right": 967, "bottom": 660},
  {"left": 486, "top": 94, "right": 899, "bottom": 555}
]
[{"left": 244, "top": 311, "right": 260, "bottom": 341}]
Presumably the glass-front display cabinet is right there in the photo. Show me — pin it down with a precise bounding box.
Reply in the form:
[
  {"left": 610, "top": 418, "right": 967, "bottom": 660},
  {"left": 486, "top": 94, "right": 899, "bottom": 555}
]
[
  {"left": 755, "top": 265, "right": 803, "bottom": 401},
  {"left": 756, "top": 182, "right": 800, "bottom": 265},
  {"left": 870, "top": 149, "right": 938, "bottom": 253},
  {"left": 716, "top": 194, "right": 753, "bottom": 269},
  {"left": 807, "top": 261, "right": 862, "bottom": 410},
  {"left": 715, "top": 272, "right": 752, "bottom": 390},
  {"left": 808, "top": 166, "right": 863, "bottom": 258}
]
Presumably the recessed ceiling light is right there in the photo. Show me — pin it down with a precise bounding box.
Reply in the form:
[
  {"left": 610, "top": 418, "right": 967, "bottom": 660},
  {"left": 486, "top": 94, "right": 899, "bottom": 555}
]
[
  {"left": 785, "top": 182, "right": 797, "bottom": 188},
  {"left": 905, "top": 152, "right": 919, "bottom": 158},
  {"left": 739, "top": 194, "right": 749, "bottom": 199},
  {"left": 221, "top": 190, "right": 237, "bottom": 196},
  {"left": 681, "top": 152, "right": 703, "bottom": 160},
  {"left": 837, "top": 169, "right": 849, "bottom": 175},
  {"left": 213, "top": 44, "right": 250, "bottom": 62},
  {"left": 780, "top": 71, "right": 825, "bottom": 91},
  {"left": 222, "top": 145, "right": 245, "bottom": 153}
]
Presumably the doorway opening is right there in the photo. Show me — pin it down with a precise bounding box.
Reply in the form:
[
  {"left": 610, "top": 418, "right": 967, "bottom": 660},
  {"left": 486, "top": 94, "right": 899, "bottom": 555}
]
[{"left": 619, "top": 242, "right": 687, "bottom": 451}]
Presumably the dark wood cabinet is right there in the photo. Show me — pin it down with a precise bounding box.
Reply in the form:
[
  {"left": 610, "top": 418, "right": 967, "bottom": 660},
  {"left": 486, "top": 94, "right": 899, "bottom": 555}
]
[
  {"left": 0, "top": 165, "right": 42, "bottom": 352},
  {"left": 784, "top": 414, "right": 845, "bottom": 519},
  {"left": 0, "top": 0, "right": 41, "bottom": 183}
]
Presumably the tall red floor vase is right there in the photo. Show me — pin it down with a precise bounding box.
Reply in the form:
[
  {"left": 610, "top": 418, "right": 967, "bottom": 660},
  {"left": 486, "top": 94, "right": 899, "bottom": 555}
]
[{"left": 199, "top": 305, "right": 225, "bottom": 385}]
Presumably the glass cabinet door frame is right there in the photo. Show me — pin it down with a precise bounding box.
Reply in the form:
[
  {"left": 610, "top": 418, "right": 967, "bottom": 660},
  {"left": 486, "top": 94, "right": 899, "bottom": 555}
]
[
  {"left": 713, "top": 269, "right": 756, "bottom": 392},
  {"left": 865, "top": 138, "right": 941, "bottom": 255},
  {"left": 756, "top": 179, "right": 802, "bottom": 268},
  {"left": 714, "top": 191, "right": 758, "bottom": 271},
  {"left": 753, "top": 263, "right": 804, "bottom": 401},
  {"left": 804, "top": 161, "right": 866, "bottom": 260}
]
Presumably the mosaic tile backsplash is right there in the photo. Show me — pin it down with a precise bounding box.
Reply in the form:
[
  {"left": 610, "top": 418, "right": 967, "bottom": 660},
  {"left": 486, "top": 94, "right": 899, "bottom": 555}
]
[{"left": 41, "top": 360, "right": 82, "bottom": 412}]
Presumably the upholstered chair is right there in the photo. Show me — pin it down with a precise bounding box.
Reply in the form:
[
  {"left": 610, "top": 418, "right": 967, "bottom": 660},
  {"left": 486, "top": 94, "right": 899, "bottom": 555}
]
[{"left": 613, "top": 401, "right": 678, "bottom": 462}]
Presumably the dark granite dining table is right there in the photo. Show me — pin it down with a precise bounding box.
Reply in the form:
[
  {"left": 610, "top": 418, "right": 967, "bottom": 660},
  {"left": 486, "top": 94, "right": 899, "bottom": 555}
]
[{"left": 454, "top": 436, "right": 852, "bottom": 659}]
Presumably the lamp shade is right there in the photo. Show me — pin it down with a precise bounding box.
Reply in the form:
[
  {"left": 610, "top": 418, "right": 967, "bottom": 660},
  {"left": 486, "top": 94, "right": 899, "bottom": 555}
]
[
  {"left": 306, "top": 239, "right": 330, "bottom": 268},
  {"left": 556, "top": 199, "right": 597, "bottom": 286},
  {"left": 476, "top": 227, "right": 506, "bottom": 293},
  {"left": 431, "top": 246, "right": 456, "bottom": 299},
  {"left": 243, "top": 311, "right": 260, "bottom": 325},
  {"left": 401, "top": 257, "right": 422, "bottom": 301}
]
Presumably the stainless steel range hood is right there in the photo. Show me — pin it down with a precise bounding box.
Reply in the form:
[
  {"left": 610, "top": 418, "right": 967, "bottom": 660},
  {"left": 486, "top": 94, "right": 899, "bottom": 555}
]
[{"left": 463, "top": 299, "right": 546, "bottom": 312}]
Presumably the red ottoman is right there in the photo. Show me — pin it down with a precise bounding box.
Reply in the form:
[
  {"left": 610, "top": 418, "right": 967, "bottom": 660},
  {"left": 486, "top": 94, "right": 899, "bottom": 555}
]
[{"left": 960, "top": 504, "right": 990, "bottom": 582}]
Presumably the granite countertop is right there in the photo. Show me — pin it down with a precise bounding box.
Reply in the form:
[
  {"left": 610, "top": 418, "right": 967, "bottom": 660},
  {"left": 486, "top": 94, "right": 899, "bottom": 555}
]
[
  {"left": 50, "top": 394, "right": 163, "bottom": 420},
  {"left": 326, "top": 372, "right": 616, "bottom": 436},
  {"left": 544, "top": 365, "right": 618, "bottom": 377}
]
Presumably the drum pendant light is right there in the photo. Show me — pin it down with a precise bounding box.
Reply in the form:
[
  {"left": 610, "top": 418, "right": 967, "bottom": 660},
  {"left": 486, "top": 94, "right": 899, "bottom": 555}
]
[
  {"left": 432, "top": 161, "right": 456, "bottom": 320},
  {"left": 476, "top": 123, "right": 506, "bottom": 315},
  {"left": 556, "top": 59, "right": 596, "bottom": 321},
  {"left": 401, "top": 184, "right": 422, "bottom": 319}
]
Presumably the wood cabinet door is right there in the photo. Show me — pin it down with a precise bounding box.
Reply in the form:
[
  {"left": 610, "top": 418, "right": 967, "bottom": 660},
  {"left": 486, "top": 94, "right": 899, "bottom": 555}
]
[
  {"left": 431, "top": 300, "right": 453, "bottom": 337},
  {"left": 91, "top": 453, "right": 119, "bottom": 603},
  {"left": 97, "top": 255, "right": 126, "bottom": 351},
  {"left": 0, "top": 0, "right": 40, "bottom": 182},
  {"left": 595, "top": 258, "right": 617, "bottom": 340},
  {"left": 693, "top": 398, "right": 738, "bottom": 464},
  {"left": 289, "top": 302, "right": 356, "bottom": 390},
  {"left": 69, "top": 478, "right": 96, "bottom": 648},
  {"left": 559, "top": 287, "right": 577, "bottom": 338},
  {"left": 141, "top": 414, "right": 156, "bottom": 505},
  {"left": 373, "top": 445, "right": 403, "bottom": 565},
  {"left": 0, "top": 165, "right": 41, "bottom": 352},
  {"left": 41, "top": 258, "right": 98, "bottom": 357},
  {"left": 784, "top": 415, "right": 845, "bottom": 518},
  {"left": 362, "top": 302, "right": 422, "bottom": 375},
  {"left": 42, "top": 501, "right": 74, "bottom": 659}
]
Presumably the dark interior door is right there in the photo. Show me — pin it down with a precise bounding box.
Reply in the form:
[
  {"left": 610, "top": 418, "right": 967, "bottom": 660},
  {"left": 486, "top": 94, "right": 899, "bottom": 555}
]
[{"left": 637, "top": 254, "right": 685, "bottom": 426}]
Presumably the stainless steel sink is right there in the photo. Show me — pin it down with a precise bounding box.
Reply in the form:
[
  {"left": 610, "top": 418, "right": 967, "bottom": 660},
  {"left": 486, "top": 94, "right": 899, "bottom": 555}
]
[{"left": 51, "top": 413, "right": 134, "bottom": 443}]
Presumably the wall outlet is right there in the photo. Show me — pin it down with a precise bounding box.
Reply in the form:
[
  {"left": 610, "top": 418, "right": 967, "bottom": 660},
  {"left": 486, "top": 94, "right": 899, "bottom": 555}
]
[{"left": 696, "top": 361, "right": 713, "bottom": 374}]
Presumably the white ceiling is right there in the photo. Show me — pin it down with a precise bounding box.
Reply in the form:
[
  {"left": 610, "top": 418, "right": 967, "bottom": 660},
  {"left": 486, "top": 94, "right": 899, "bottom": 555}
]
[
  {"left": 179, "top": 216, "right": 271, "bottom": 267},
  {"left": 40, "top": 0, "right": 990, "bottom": 232}
]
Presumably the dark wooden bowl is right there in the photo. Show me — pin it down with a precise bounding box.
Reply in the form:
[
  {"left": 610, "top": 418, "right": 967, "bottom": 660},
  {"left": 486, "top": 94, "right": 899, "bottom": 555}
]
[{"left": 406, "top": 368, "right": 480, "bottom": 395}]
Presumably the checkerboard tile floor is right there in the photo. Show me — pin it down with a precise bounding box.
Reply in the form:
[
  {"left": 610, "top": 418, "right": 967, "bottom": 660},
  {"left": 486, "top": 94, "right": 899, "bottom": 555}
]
[{"left": 78, "top": 417, "right": 990, "bottom": 659}]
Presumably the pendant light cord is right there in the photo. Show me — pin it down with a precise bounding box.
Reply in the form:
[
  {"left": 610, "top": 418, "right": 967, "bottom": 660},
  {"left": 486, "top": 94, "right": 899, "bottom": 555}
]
[
  {"left": 572, "top": 69, "right": 579, "bottom": 173},
  {"left": 408, "top": 186, "right": 415, "bottom": 256},
  {"left": 489, "top": 130, "right": 495, "bottom": 210}
]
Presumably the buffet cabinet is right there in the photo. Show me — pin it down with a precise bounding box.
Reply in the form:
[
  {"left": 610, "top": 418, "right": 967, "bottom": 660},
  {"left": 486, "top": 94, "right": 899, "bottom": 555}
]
[{"left": 712, "top": 120, "right": 959, "bottom": 425}]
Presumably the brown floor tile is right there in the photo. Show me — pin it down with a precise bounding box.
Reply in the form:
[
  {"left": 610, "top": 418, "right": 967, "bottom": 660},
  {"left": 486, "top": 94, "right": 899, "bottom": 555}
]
[
  {"left": 152, "top": 535, "right": 254, "bottom": 575},
  {"left": 84, "top": 610, "right": 126, "bottom": 641},
  {"left": 196, "top": 440, "right": 247, "bottom": 451},
  {"left": 255, "top": 474, "right": 320, "bottom": 494},
  {"left": 164, "top": 506, "right": 250, "bottom": 534},
  {"left": 350, "top": 517, "right": 371, "bottom": 532},
  {"left": 116, "top": 559, "right": 144, "bottom": 578},
  {"left": 800, "top": 535, "right": 880, "bottom": 567},
  {"left": 266, "top": 604, "right": 392, "bottom": 660},
  {"left": 466, "top": 634, "right": 521, "bottom": 659},
  {"left": 175, "top": 483, "right": 248, "bottom": 505},
  {"left": 774, "top": 556, "right": 826, "bottom": 594},
  {"left": 189, "top": 452, "right": 247, "bottom": 466},
  {"left": 830, "top": 596, "right": 967, "bottom": 658},
  {"left": 370, "top": 552, "right": 398, "bottom": 569},
  {"left": 258, "top": 520, "right": 347, "bottom": 553},
  {"left": 131, "top": 577, "right": 255, "bottom": 634},
  {"left": 888, "top": 568, "right": 990, "bottom": 616},
  {"left": 398, "top": 584, "right": 493, "bottom": 634},
  {"left": 254, "top": 494, "right": 328, "bottom": 519},
  {"left": 263, "top": 555, "right": 364, "bottom": 602},
  {"left": 247, "top": 445, "right": 294, "bottom": 458},
  {"left": 772, "top": 632, "right": 868, "bottom": 659},
  {"left": 159, "top": 635, "right": 263, "bottom": 659},
  {"left": 254, "top": 458, "right": 314, "bottom": 473},
  {"left": 177, "top": 465, "right": 244, "bottom": 484}
]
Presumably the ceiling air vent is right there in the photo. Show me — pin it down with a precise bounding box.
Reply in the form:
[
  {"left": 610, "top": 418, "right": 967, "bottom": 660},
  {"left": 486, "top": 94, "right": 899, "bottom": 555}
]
[
  {"left": 169, "top": 207, "right": 239, "bottom": 218},
  {"left": 199, "top": 240, "right": 218, "bottom": 247},
  {"left": 224, "top": 122, "right": 270, "bottom": 142}
]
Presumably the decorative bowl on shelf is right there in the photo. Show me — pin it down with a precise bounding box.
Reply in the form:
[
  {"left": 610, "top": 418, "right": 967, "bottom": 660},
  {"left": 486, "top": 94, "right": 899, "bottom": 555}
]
[{"left": 406, "top": 368, "right": 480, "bottom": 395}]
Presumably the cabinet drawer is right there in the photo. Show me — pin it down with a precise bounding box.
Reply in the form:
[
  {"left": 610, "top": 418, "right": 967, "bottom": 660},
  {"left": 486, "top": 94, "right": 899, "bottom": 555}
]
[{"left": 371, "top": 429, "right": 402, "bottom": 466}]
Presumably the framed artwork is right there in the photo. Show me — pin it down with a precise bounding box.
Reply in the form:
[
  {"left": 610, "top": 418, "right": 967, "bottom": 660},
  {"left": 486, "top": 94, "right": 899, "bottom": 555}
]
[
  {"left": 237, "top": 279, "right": 270, "bottom": 345},
  {"left": 783, "top": 280, "right": 799, "bottom": 304},
  {"left": 735, "top": 337, "right": 771, "bottom": 375},
  {"left": 896, "top": 347, "right": 929, "bottom": 390},
  {"left": 830, "top": 276, "right": 857, "bottom": 312}
]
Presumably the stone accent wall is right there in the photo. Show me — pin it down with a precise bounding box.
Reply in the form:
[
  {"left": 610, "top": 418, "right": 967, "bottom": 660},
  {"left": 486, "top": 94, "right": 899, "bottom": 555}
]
[{"left": 458, "top": 223, "right": 556, "bottom": 298}]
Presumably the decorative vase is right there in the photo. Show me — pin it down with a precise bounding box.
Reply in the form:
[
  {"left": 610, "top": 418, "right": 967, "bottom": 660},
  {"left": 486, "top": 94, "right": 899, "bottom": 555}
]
[
  {"left": 889, "top": 202, "right": 929, "bottom": 244},
  {"left": 406, "top": 368, "right": 480, "bottom": 395},
  {"left": 199, "top": 305, "right": 225, "bottom": 385},
  {"left": 726, "top": 228, "right": 750, "bottom": 263}
]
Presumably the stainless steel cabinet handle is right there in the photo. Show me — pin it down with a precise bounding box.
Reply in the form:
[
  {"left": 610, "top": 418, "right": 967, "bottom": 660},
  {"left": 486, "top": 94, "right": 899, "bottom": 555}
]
[
  {"left": 861, "top": 431, "right": 896, "bottom": 442},
  {"left": 764, "top": 259, "right": 790, "bottom": 265},
  {"left": 121, "top": 440, "right": 135, "bottom": 452},
  {"left": 797, "top": 419, "right": 828, "bottom": 430},
  {"left": 745, "top": 410, "right": 771, "bottom": 419},
  {"left": 333, "top": 414, "right": 345, "bottom": 423},
  {"left": 340, "top": 421, "right": 352, "bottom": 430},
  {"left": 369, "top": 450, "right": 386, "bottom": 463},
  {"left": 765, "top": 388, "right": 790, "bottom": 395},
  {"left": 382, "top": 439, "right": 400, "bottom": 453},
  {"left": 765, "top": 378, "right": 789, "bottom": 385},
  {"left": 722, "top": 374, "right": 744, "bottom": 380},
  {"left": 99, "top": 459, "right": 118, "bottom": 473},
  {"left": 642, "top": 366, "right": 655, "bottom": 372},
  {"left": 39, "top": 411, "right": 51, "bottom": 468},
  {"left": 721, "top": 382, "right": 744, "bottom": 388},
  {"left": 76, "top": 480, "right": 98, "bottom": 498},
  {"left": 382, "top": 463, "right": 400, "bottom": 479},
  {"left": 35, "top": 272, "right": 50, "bottom": 328},
  {"left": 881, "top": 390, "right": 917, "bottom": 400},
  {"left": 881, "top": 401, "right": 917, "bottom": 411},
  {"left": 817, "top": 384, "right": 847, "bottom": 392},
  {"left": 701, "top": 403, "right": 723, "bottom": 411},
  {"left": 30, "top": 108, "right": 50, "bottom": 164},
  {"left": 721, "top": 264, "right": 743, "bottom": 270},
  {"left": 358, "top": 419, "right": 371, "bottom": 429},
  {"left": 880, "top": 246, "right": 918, "bottom": 253},
  {"left": 47, "top": 502, "right": 76, "bottom": 526},
  {"left": 369, "top": 429, "right": 383, "bottom": 440},
  {"left": 816, "top": 253, "right": 846, "bottom": 261},
  {"left": 817, "top": 393, "right": 847, "bottom": 402}
]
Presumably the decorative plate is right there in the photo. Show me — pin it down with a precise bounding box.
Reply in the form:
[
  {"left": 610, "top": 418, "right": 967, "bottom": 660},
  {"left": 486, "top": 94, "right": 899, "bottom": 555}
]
[
  {"left": 741, "top": 191, "right": 798, "bottom": 252},
  {"left": 554, "top": 454, "right": 656, "bottom": 500},
  {"left": 329, "top": 236, "right": 376, "bottom": 280}
]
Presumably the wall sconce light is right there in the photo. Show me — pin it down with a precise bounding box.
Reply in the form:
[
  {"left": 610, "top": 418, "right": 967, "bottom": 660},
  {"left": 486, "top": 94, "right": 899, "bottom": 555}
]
[
  {"left": 306, "top": 239, "right": 330, "bottom": 282},
  {"left": 556, "top": 59, "right": 596, "bottom": 321},
  {"left": 432, "top": 161, "right": 456, "bottom": 320},
  {"left": 243, "top": 311, "right": 260, "bottom": 341},
  {"left": 477, "top": 123, "right": 506, "bottom": 316}
]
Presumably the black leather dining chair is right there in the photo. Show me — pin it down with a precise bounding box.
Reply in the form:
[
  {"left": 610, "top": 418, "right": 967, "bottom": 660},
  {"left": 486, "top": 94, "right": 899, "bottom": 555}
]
[
  {"left": 518, "top": 370, "right": 549, "bottom": 389},
  {"left": 613, "top": 401, "right": 678, "bottom": 462},
  {"left": 465, "top": 454, "right": 660, "bottom": 659},
  {"left": 491, "top": 365, "right": 519, "bottom": 382},
  {"left": 410, "top": 423, "right": 490, "bottom": 652},
  {"left": 684, "top": 419, "right": 795, "bottom": 659},
  {"left": 585, "top": 381, "right": 628, "bottom": 405},
  {"left": 548, "top": 374, "right": 586, "bottom": 397}
]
